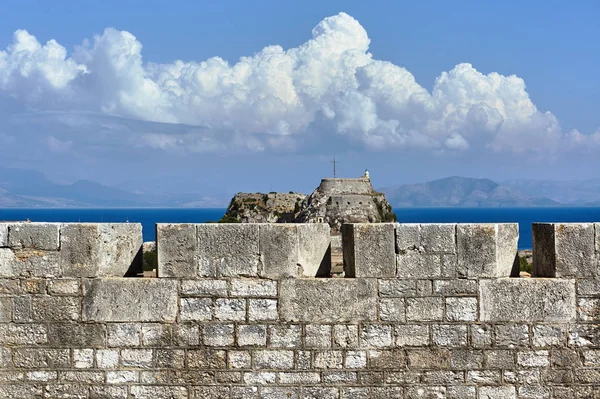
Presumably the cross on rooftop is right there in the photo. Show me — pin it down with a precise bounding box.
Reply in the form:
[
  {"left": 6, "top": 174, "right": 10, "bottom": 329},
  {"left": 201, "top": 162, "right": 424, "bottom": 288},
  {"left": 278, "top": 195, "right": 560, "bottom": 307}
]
[{"left": 330, "top": 156, "right": 339, "bottom": 178}]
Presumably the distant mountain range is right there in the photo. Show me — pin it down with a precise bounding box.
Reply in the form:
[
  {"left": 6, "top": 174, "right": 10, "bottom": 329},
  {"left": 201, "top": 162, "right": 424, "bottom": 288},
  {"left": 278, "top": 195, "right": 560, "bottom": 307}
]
[
  {"left": 0, "top": 167, "right": 224, "bottom": 208},
  {"left": 379, "top": 176, "right": 600, "bottom": 208},
  {"left": 3, "top": 167, "right": 600, "bottom": 208}
]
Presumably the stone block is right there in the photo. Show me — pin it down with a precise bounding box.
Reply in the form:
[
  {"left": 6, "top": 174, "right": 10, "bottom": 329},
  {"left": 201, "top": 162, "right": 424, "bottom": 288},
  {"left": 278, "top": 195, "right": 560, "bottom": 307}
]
[
  {"left": 156, "top": 224, "right": 197, "bottom": 278},
  {"left": 60, "top": 223, "right": 142, "bottom": 277},
  {"left": 0, "top": 223, "right": 7, "bottom": 247},
  {"left": 532, "top": 223, "right": 597, "bottom": 278},
  {"left": 445, "top": 297, "right": 478, "bottom": 321},
  {"left": 406, "top": 297, "right": 443, "bottom": 321},
  {"left": 395, "top": 223, "right": 420, "bottom": 251},
  {"left": 279, "top": 278, "right": 377, "bottom": 323},
  {"left": 396, "top": 252, "right": 455, "bottom": 279},
  {"left": 230, "top": 279, "right": 277, "bottom": 297},
  {"left": 419, "top": 223, "right": 456, "bottom": 253},
  {"left": 83, "top": 279, "right": 178, "bottom": 322},
  {"left": 297, "top": 223, "right": 331, "bottom": 277},
  {"left": 480, "top": 278, "right": 576, "bottom": 322},
  {"left": 8, "top": 222, "right": 60, "bottom": 250},
  {"left": 342, "top": 223, "right": 395, "bottom": 278},
  {"left": 199, "top": 223, "right": 259, "bottom": 277},
  {"left": 0, "top": 247, "right": 60, "bottom": 278},
  {"left": 259, "top": 224, "right": 298, "bottom": 279},
  {"left": 457, "top": 223, "right": 518, "bottom": 278}
]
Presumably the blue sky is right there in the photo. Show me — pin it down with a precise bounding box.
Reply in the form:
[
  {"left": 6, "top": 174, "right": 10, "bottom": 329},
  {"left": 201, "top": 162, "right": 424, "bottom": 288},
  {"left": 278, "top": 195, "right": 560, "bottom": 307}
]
[{"left": 0, "top": 0, "right": 599, "bottom": 201}]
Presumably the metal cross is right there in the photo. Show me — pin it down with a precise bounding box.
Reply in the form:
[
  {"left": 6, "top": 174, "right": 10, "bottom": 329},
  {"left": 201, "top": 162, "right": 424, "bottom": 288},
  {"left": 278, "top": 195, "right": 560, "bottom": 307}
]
[{"left": 330, "top": 156, "right": 339, "bottom": 178}]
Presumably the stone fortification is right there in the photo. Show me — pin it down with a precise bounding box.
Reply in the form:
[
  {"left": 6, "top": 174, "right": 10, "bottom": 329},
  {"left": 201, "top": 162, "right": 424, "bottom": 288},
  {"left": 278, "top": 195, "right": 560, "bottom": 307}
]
[
  {"left": 222, "top": 193, "right": 306, "bottom": 223},
  {"left": 296, "top": 177, "right": 396, "bottom": 232},
  {"left": 0, "top": 221, "right": 598, "bottom": 398}
]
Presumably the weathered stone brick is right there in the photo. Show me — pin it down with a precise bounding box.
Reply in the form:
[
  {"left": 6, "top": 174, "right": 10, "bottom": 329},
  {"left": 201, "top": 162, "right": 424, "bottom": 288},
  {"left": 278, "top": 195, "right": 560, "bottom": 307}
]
[
  {"left": 156, "top": 224, "right": 197, "bottom": 278},
  {"left": 254, "top": 350, "right": 294, "bottom": 369},
  {"left": 480, "top": 278, "right": 576, "bottom": 322},
  {"left": 345, "top": 351, "right": 367, "bottom": 369},
  {"left": 445, "top": 297, "right": 478, "bottom": 321},
  {"left": 406, "top": 297, "right": 443, "bottom": 321},
  {"left": 60, "top": 223, "right": 142, "bottom": 277},
  {"left": 248, "top": 299, "right": 278, "bottom": 321},
  {"left": 83, "top": 279, "right": 178, "bottom": 322},
  {"left": 187, "top": 349, "right": 226, "bottom": 369},
  {"left": 332, "top": 325, "right": 358, "bottom": 348},
  {"left": 342, "top": 223, "right": 396, "bottom": 278},
  {"left": 237, "top": 325, "right": 266, "bottom": 347},
  {"left": 379, "top": 298, "right": 406, "bottom": 322},
  {"left": 230, "top": 279, "right": 277, "bottom": 297},
  {"left": 457, "top": 223, "right": 518, "bottom": 278},
  {"left": 107, "top": 323, "right": 140, "bottom": 347},
  {"left": 360, "top": 325, "right": 393, "bottom": 348},
  {"left": 407, "top": 348, "right": 450, "bottom": 370},
  {"left": 179, "top": 298, "right": 212, "bottom": 322},
  {"left": 181, "top": 279, "right": 227, "bottom": 297},
  {"left": 478, "top": 385, "right": 516, "bottom": 399},
  {"left": 215, "top": 298, "right": 246, "bottom": 321},
  {"left": 280, "top": 278, "right": 376, "bottom": 323},
  {"left": 517, "top": 350, "right": 550, "bottom": 367},
  {"left": 494, "top": 324, "right": 529, "bottom": 347},
  {"left": 268, "top": 325, "right": 301, "bottom": 348},
  {"left": 395, "top": 324, "right": 430, "bottom": 347},
  {"left": 13, "top": 349, "right": 70, "bottom": 368},
  {"left": 228, "top": 351, "right": 251, "bottom": 369},
  {"left": 532, "top": 324, "right": 566, "bottom": 347},
  {"left": 305, "top": 325, "right": 331, "bottom": 348},
  {"left": 129, "top": 386, "right": 187, "bottom": 399},
  {"left": 533, "top": 223, "right": 597, "bottom": 277},
  {"left": 313, "top": 351, "right": 343, "bottom": 369},
  {"left": 8, "top": 223, "right": 59, "bottom": 250},
  {"left": 432, "top": 325, "right": 468, "bottom": 347},
  {"left": 32, "top": 296, "right": 79, "bottom": 321},
  {"left": 141, "top": 324, "right": 171, "bottom": 346},
  {"left": 0, "top": 324, "right": 47, "bottom": 345},
  {"left": 122, "top": 349, "right": 153, "bottom": 368},
  {"left": 202, "top": 324, "right": 234, "bottom": 347},
  {"left": 433, "top": 279, "right": 478, "bottom": 295},
  {"left": 378, "top": 279, "right": 416, "bottom": 297}
]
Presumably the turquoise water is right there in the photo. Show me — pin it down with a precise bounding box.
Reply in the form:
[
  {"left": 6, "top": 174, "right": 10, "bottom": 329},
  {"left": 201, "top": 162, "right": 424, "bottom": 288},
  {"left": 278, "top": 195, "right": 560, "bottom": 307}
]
[{"left": 1, "top": 207, "right": 599, "bottom": 249}]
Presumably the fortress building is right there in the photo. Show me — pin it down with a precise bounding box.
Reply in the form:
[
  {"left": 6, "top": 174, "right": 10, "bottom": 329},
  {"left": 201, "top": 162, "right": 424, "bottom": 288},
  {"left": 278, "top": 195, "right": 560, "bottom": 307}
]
[
  {"left": 222, "top": 172, "right": 396, "bottom": 232},
  {"left": 295, "top": 171, "right": 396, "bottom": 232}
]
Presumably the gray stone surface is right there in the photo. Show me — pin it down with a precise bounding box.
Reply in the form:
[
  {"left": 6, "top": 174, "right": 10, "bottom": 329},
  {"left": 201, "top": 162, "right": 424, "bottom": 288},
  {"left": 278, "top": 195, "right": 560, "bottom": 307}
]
[
  {"left": 342, "top": 223, "right": 395, "bottom": 278},
  {"left": 0, "top": 223, "right": 7, "bottom": 247},
  {"left": 280, "top": 279, "right": 377, "bottom": 322},
  {"left": 297, "top": 223, "right": 331, "bottom": 277},
  {"left": 8, "top": 223, "right": 60, "bottom": 250},
  {"left": 457, "top": 223, "right": 518, "bottom": 278},
  {"left": 0, "top": 221, "right": 598, "bottom": 396},
  {"left": 156, "top": 224, "right": 197, "bottom": 278},
  {"left": 259, "top": 224, "right": 299, "bottom": 279},
  {"left": 533, "top": 223, "right": 597, "bottom": 278},
  {"left": 419, "top": 223, "right": 456, "bottom": 253},
  {"left": 83, "top": 279, "right": 178, "bottom": 322},
  {"left": 0, "top": 247, "right": 60, "bottom": 278},
  {"left": 480, "top": 278, "right": 576, "bottom": 322},
  {"left": 60, "top": 223, "right": 142, "bottom": 277},
  {"left": 199, "top": 223, "right": 260, "bottom": 277},
  {"left": 395, "top": 224, "right": 420, "bottom": 252}
]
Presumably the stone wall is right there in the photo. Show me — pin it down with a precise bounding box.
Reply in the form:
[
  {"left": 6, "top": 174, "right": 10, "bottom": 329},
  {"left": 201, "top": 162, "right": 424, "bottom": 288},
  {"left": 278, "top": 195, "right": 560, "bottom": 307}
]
[{"left": 0, "top": 221, "right": 598, "bottom": 398}]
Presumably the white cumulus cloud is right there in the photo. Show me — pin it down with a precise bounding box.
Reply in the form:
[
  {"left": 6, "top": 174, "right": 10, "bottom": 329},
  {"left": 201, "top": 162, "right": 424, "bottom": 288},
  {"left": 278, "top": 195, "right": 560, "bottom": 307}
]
[{"left": 0, "top": 12, "right": 596, "bottom": 156}]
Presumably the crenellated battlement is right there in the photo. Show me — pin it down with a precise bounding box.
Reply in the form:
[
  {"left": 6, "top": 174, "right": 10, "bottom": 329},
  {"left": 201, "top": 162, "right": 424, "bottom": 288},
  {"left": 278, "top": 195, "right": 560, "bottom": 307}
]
[{"left": 0, "top": 221, "right": 598, "bottom": 398}]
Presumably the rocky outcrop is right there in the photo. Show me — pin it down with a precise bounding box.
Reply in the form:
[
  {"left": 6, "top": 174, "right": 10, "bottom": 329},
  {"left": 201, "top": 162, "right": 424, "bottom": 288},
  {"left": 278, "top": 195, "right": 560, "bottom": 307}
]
[
  {"left": 221, "top": 192, "right": 306, "bottom": 223},
  {"left": 295, "top": 178, "right": 396, "bottom": 232}
]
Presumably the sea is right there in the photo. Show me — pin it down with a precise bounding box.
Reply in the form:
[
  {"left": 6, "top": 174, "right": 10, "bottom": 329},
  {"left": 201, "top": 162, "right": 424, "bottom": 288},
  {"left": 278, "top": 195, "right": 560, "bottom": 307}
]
[{"left": 1, "top": 207, "right": 600, "bottom": 250}]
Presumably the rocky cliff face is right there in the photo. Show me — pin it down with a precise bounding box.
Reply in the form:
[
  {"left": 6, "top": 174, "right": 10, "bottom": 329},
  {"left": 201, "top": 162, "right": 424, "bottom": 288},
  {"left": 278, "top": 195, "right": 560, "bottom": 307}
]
[
  {"left": 221, "top": 192, "right": 306, "bottom": 223},
  {"left": 295, "top": 178, "right": 396, "bottom": 232}
]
